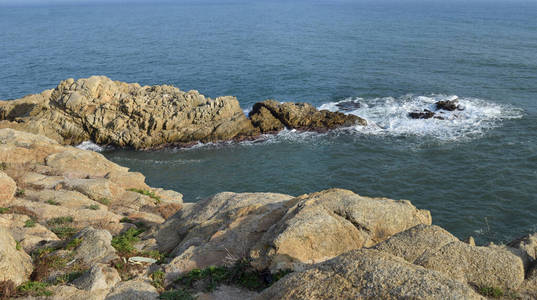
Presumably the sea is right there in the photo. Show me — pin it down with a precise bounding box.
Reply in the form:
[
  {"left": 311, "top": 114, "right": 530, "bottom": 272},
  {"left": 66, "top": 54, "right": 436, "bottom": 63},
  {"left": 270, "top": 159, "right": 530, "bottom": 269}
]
[{"left": 1, "top": 0, "right": 536, "bottom": 244}]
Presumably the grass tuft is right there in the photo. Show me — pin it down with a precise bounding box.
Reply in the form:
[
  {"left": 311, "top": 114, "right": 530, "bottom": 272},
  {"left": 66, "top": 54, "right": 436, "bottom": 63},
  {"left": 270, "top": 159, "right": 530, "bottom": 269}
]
[
  {"left": 127, "top": 188, "right": 161, "bottom": 203},
  {"left": 88, "top": 204, "right": 100, "bottom": 210},
  {"left": 24, "top": 218, "right": 36, "bottom": 228},
  {"left": 159, "top": 289, "right": 195, "bottom": 300},
  {"left": 0, "top": 207, "right": 10, "bottom": 214},
  {"left": 65, "top": 238, "right": 83, "bottom": 250},
  {"left": 97, "top": 197, "right": 111, "bottom": 205},
  {"left": 45, "top": 199, "right": 61, "bottom": 206},
  {"left": 16, "top": 281, "right": 52, "bottom": 297},
  {"left": 151, "top": 270, "right": 165, "bottom": 290},
  {"left": 51, "top": 226, "right": 77, "bottom": 239},
  {"left": 15, "top": 189, "right": 25, "bottom": 197},
  {"left": 111, "top": 227, "right": 144, "bottom": 256},
  {"left": 477, "top": 286, "right": 504, "bottom": 298},
  {"left": 47, "top": 216, "right": 73, "bottom": 226}
]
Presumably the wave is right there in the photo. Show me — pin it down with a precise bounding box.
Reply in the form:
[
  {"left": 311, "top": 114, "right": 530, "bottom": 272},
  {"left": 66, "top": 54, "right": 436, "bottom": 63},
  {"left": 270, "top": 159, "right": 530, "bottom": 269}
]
[
  {"left": 318, "top": 94, "right": 523, "bottom": 141},
  {"left": 76, "top": 141, "right": 110, "bottom": 152}
]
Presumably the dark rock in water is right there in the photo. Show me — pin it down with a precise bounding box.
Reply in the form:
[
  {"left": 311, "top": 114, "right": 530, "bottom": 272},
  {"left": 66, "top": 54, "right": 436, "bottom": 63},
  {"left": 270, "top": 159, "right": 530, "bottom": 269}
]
[
  {"left": 335, "top": 100, "right": 361, "bottom": 112},
  {"left": 409, "top": 110, "right": 435, "bottom": 119},
  {"left": 436, "top": 98, "right": 464, "bottom": 111},
  {"left": 249, "top": 100, "right": 367, "bottom": 133}
]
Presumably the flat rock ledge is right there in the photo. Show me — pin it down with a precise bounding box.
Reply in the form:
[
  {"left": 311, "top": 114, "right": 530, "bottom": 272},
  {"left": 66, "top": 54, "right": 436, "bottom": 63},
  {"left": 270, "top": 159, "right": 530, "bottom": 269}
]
[
  {"left": 0, "top": 76, "right": 365, "bottom": 149},
  {"left": 1, "top": 128, "right": 536, "bottom": 299}
]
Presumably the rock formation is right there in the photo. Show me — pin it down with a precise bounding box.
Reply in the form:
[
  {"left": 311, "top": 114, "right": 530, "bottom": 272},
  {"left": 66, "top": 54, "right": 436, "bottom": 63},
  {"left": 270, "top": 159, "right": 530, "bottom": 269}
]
[
  {"left": 0, "top": 76, "right": 366, "bottom": 149},
  {"left": 248, "top": 100, "right": 366, "bottom": 133},
  {"left": 408, "top": 98, "right": 465, "bottom": 120}
]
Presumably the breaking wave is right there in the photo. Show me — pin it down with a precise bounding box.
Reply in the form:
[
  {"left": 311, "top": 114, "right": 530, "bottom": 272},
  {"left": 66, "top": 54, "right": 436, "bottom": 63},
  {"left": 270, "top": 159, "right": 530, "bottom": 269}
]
[{"left": 318, "top": 94, "right": 523, "bottom": 141}]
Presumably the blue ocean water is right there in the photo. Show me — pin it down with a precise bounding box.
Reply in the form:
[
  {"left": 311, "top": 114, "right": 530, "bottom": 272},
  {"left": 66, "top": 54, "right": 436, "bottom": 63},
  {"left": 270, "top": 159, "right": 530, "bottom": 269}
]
[{"left": 1, "top": 0, "right": 536, "bottom": 244}]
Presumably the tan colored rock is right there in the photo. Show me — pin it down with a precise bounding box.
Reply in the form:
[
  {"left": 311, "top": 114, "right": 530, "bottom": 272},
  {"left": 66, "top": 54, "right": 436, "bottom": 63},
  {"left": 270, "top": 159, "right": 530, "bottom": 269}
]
[
  {"left": 0, "top": 76, "right": 257, "bottom": 149},
  {"left": 47, "top": 285, "right": 106, "bottom": 300},
  {"left": 70, "top": 227, "right": 118, "bottom": 265},
  {"left": 45, "top": 148, "right": 128, "bottom": 178},
  {"left": 250, "top": 189, "right": 431, "bottom": 271},
  {"left": 415, "top": 241, "right": 525, "bottom": 290},
  {"left": 249, "top": 100, "right": 366, "bottom": 133},
  {"left": 0, "top": 171, "right": 16, "bottom": 206},
  {"left": 159, "top": 189, "right": 431, "bottom": 281},
  {"left": 373, "top": 224, "right": 459, "bottom": 263},
  {"left": 105, "top": 279, "right": 159, "bottom": 300},
  {"left": 158, "top": 192, "right": 293, "bottom": 280},
  {"left": 73, "top": 263, "right": 121, "bottom": 292},
  {"left": 257, "top": 249, "right": 484, "bottom": 300},
  {"left": 0, "top": 213, "right": 60, "bottom": 252},
  {"left": 197, "top": 285, "right": 259, "bottom": 300},
  {"left": 0, "top": 128, "right": 65, "bottom": 164},
  {"left": 0, "top": 226, "right": 33, "bottom": 285},
  {"left": 508, "top": 233, "right": 537, "bottom": 261}
]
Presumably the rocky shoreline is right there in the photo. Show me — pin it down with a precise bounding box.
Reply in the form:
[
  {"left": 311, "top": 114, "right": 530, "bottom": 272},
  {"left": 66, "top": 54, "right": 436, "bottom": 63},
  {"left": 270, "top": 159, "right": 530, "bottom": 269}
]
[
  {"left": 0, "top": 76, "right": 365, "bottom": 150},
  {"left": 0, "top": 128, "right": 536, "bottom": 299}
]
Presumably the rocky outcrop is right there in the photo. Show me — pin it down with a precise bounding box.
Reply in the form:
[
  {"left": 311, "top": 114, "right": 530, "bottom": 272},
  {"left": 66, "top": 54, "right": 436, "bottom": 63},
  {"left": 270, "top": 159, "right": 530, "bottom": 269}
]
[
  {"left": 0, "top": 76, "right": 368, "bottom": 149},
  {"left": 0, "top": 76, "right": 257, "bottom": 149},
  {"left": 0, "top": 171, "right": 16, "bottom": 206},
  {"left": 375, "top": 224, "right": 525, "bottom": 291},
  {"left": 104, "top": 279, "right": 159, "bottom": 300},
  {"left": 0, "top": 227, "right": 34, "bottom": 285},
  {"left": 69, "top": 227, "right": 118, "bottom": 265},
  {"left": 257, "top": 249, "right": 484, "bottom": 300},
  {"left": 0, "top": 213, "right": 60, "bottom": 253},
  {"left": 158, "top": 188, "right": 431, "bottom": 280},
  {"left": 73, "top": 264, "right": 121, "bottom": 292},
  {"left": 408, "top": 98, "right": 465, "bottom": 120},
  {"left": 0, "top": 128, "right": 182, "bottom": 235},
  {"left": 249, "top": 100, "right": 366, "bottom": 133}
]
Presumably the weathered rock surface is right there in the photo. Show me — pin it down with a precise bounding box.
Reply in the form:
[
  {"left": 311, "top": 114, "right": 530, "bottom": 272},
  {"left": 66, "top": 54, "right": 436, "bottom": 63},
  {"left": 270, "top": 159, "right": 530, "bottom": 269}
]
[
  {"left": 70, "top": 227, "right": 118, "bottom": 265},
  {"left": 375, "top": 224, "right": 525, "bottom": 291},
  {"left": 0, "top": 227, "right": 34, "bottom": 285},
  {"left": 373, "top": 224, "right": 459, "bottom": 263},
  {"left": 257, "top": 249, "right": 484, "bottom": 300},
  {"left": 0, "top": 76, "right": 257, "bottom": 149},
  {"left": 104, "top": 279, "right": 159, "bottom": 300},
  {"left": 0, "top": 128, "right": 182, "bottom": 235},
  {"left": 73, "top": 263, "right": 121, "bottom": 292},
  {"left": 249, "top": 100, "right": 366, "bottom": 133},
  {"left": 0, "top": 171, "right": 16, "bottom": 206},
  {"left": 158, "top": 188, "right": 431, "bottom": 281},
  {"left": 408, "top": 98, "right": 464, "bottom": 120},
  {"left": 250, "top": 189, "right": 431, "bottom": 271},
  {"left": 0, "top": 213, "right": 60, "bottom": 253}
]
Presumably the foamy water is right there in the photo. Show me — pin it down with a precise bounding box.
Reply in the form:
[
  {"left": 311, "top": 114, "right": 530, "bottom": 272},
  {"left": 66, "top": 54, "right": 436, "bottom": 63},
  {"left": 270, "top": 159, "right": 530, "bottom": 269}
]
[{"left": 319, "top": 95, "right": 524, "bottom": 141}]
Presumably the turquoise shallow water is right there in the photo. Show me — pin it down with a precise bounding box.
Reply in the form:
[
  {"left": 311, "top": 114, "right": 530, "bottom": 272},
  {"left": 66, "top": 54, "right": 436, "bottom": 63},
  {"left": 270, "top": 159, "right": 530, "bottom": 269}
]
[{"left": 1, "top": 0, "right": 536, "bottom": 244}]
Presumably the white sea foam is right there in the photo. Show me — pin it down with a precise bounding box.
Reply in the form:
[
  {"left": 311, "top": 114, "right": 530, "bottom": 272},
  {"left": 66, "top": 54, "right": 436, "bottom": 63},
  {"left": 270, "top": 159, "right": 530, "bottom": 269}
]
[
  {"left": 318, "top": 94, "right": 523, "bottom": 141},
  {"left": 76, "top": 141, "right": 108, "bottom": 152}
]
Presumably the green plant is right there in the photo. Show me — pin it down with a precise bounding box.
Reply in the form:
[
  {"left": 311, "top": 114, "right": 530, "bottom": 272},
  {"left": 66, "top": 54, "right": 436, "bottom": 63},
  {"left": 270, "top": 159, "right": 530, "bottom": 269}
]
[
  {"left": 24, "top": 218, "right": 36, "bottom": 228},
  {"left": 151, "top": 270, "right": 165, "bottom": 290},
  {"left": 111, "top": 227, "right": 144, "bottom": 255},
  {"left": 54, "top": 271, "right": 84, "bottom": 285},
  {"left": 0, "top": 162, "right": 7, "bottom": 170},
  {"left": 159, "top": 289, "right": 195, "bottom": 300},
  {"left": 15, "top": 189, "right": 25, "bottom": 197},
  {"left": 16, "top": 281, "right": 52, "bottom": 297},
  {"left": 120, "top": 217, "right": 133, "bottom": 223},
  {"left": 47, "top": 216, "right": 74, "bottom": 225},
  {"left": 174, "top": 259, "right": 292, "bottom": 293},
  {"left": 97, "top": 198, "right": 111, "bottom": 205},
  {"left": 127, "top": 188, "right": 161, "bottom": 203},
  {"left": 88, "top": 204, "right": 100, "bottom": 210},
  {"left": 0, "top": 207, "right": 9, "bottom": 214},
  {"left": 51, "top": 226, "right": 77, "bottom": 239},
  {"left": 477, "top": 286, "right": 504, "bottom": 298},
  {"left": 45, "top": 199, "right": 61, "bottom": 206},
  {"left": 65, "top": 238, "right": 83, "bottom": 250},
  {"left": 15, "top": 241, "right": 22, "bottom": 251},
  {"left": 141, "top": 250, "right": 165, "bottom": 262}
]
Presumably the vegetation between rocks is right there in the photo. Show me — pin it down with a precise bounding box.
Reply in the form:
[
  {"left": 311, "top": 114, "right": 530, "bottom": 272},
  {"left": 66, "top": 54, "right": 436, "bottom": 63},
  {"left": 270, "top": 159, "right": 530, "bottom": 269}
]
[{"left": 127, "top": 188, "right": 161, "bottom": 203}]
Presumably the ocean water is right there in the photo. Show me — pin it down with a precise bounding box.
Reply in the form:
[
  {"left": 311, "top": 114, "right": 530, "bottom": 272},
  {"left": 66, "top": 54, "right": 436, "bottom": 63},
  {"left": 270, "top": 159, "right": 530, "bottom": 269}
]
[{"left": 1, "top": 0, "right": 536, "bottom": 244}]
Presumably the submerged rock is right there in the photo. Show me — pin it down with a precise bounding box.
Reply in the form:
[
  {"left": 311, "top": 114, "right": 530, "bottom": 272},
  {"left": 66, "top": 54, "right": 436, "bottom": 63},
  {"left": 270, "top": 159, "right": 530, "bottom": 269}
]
[
  {"left": 408, "top": 98, "right": 464, "bottom": 120},
  {"left": 249, "top": 100, "right": 366, "bottom": 133}
]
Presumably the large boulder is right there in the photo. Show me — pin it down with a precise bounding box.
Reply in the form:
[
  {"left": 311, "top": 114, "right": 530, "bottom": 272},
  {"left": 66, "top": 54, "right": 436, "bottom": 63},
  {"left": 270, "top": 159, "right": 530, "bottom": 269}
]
[
  {"left": 0, "top": 171, "right": 16, "bottom": 206},
  {"left": 158, "top": 192, "right": 294, "bottom": 280},
  {"left": 249, "top": 100, "right": 366, "bottom": 133},
  {"left": 69, "top": 227, "right": 118, "bottom": 265},
  {"left": 0, "top": 213, "right": 60, "bottom": 252},
  {"left": 256, "top": 249, "right": 484, "bottom": 300},
  {"left": 73, "top": 263, "right": 121, "bottom": 292},
  {"left": 0, "top": 76, "right": 257, "bottom": 149},
  {"left": 414, "top": 241, "right": 525, "bottom": 290},
  {"left": 105, "top": 279, "right": 159, "bottom": 300},
  {"left": 374, "top": 224, "right": 525, "bottom": 291},
  {"left": 373, "top": 224, "right": 459, "bottom": 263},
  {"left": 250, "top": 189, "right": 431, "bottom": 271},
  {"left": 158, "top": 189, "right": 431, "bottom": 280},
  {"left": 0, "top": 227, "right": 34, "bottom": 285}
]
